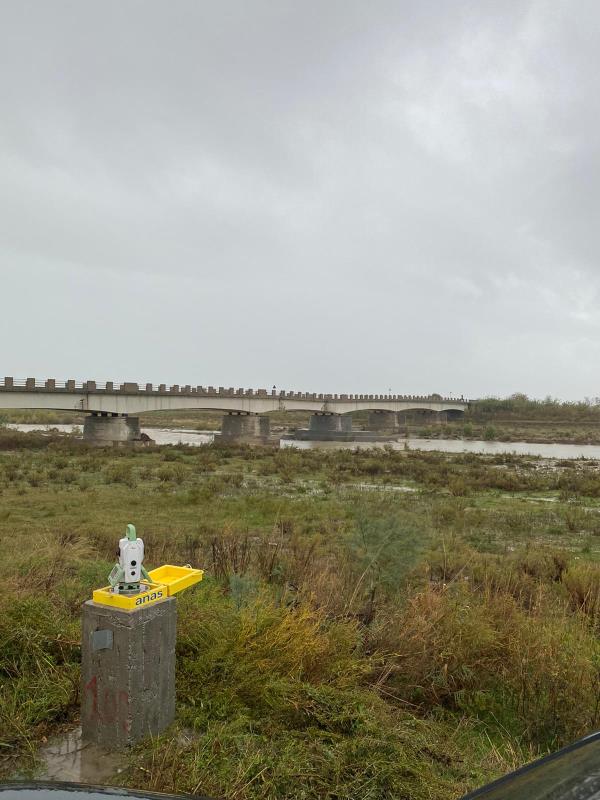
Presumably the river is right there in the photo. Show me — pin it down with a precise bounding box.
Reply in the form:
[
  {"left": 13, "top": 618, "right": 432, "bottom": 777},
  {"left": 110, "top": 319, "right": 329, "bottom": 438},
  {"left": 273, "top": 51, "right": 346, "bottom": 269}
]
[
  {"left": 7, "top": 423, "right": 600, "bottom": 459},
  {"left": 6, "top": 423, "right": 214, "bottom": 446}
]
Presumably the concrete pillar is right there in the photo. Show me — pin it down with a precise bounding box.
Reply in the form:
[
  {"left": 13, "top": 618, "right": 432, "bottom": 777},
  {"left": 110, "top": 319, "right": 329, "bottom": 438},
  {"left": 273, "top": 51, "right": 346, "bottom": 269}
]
[
  {"left": 83, "top": 414, "right": 141, "bottom": 445},
  {"left": 308, "top": 413, "right": 352, "bottom": 435},
  {"left": 218, "top": 413, "right": 270, "bottom": 444},
  {"left": 296, "top": 413, "right": 355, "bottom": 440},
  {"left": 81, "top": 598, "right": 176, "bottom": 749},
  {"left": 367, "top": 411, "right": 398, "bottom": 432},
  {"left": 400, "top": 410, "right": 435, "bottom": 426}
]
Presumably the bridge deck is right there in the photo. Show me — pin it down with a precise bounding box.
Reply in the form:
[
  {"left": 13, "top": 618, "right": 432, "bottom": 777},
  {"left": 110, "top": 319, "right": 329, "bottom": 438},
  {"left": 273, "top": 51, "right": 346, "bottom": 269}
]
[{"left": 0, "top": 378, "right": 469, "bottom": 415}]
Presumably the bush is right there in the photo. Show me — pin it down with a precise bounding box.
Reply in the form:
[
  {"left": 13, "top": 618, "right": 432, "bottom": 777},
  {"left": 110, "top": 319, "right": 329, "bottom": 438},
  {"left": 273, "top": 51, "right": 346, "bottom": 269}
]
[
  {"left": 0, "top": 595, "right": 79, "bottom": 750},
  {"left": 156, "top": 464, "right": 186, "bottom": 484},
  {"left": 104, "top": 463, "right": 136, "bottom": 487},
  {"left": 130, "top": 587, "right": 494, "bottom": 800},
  {"left": 373, "top": 581, "right": 600, "bottom": 745}
]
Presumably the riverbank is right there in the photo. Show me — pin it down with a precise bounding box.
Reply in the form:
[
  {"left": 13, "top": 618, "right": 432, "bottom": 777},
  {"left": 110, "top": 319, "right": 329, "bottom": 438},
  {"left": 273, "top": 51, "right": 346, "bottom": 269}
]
[
  {"left": 3, "top": 407, "right": 600, "bottom": 445},
  {"left": 3, "top": 434, "right": 600, "bottom": 798},
  {"left": 9, "top": 422, "right": 600, "bottom": 459}
]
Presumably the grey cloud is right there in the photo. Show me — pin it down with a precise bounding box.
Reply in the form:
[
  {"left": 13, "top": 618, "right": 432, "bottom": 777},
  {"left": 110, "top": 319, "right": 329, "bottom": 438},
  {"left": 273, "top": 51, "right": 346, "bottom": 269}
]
[{"left": 1, "top": 0, "right": 599, "bottom": 398}]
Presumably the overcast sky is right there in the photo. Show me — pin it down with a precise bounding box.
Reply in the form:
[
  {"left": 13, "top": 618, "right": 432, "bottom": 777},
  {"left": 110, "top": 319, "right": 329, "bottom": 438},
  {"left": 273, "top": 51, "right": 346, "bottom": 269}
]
[{"left": 1, "top": 1, "right": 599, "bottom": 399}]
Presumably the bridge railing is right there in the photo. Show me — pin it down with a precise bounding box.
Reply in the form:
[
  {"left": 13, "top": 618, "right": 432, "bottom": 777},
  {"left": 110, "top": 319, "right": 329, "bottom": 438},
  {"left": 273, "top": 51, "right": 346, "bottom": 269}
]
[{"left": 0, "top": 377, "right": 467, "bottom": 404}]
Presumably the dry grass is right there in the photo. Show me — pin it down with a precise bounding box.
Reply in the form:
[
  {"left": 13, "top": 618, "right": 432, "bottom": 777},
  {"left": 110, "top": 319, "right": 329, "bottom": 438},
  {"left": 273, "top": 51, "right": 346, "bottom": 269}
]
[{"left": 2, "top": 437, "right": 600, "bottom": 796}]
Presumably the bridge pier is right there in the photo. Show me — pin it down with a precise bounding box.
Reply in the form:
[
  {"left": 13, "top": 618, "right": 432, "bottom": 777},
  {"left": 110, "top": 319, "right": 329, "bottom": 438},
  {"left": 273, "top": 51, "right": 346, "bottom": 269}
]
[
  {"left": 310, "top": 413, "right": 352, "bottom": 436},
  {"left": 367, "top": 411, "right": 398, "bottom": 433},
  {"left": 292, "top": 412, "right": 404, "bottom": 442},
  {"left": 218, "top": 412, "right": 270, "bottom": 444},
  {"left": 292, "top": 412, "right": 353, "bottom": 441},
  {"left": 83, "top": 413, "right": 141, "bottom": 445},
  {"left": 397, "top": 409, "right": 443, "bottom": 426}
]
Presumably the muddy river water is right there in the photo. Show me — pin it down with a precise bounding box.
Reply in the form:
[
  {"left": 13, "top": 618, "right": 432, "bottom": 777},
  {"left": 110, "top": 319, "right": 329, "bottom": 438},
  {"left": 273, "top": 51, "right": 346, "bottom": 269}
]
[{"left": 7, "top": 423, "right": 600, "bottom": 459}]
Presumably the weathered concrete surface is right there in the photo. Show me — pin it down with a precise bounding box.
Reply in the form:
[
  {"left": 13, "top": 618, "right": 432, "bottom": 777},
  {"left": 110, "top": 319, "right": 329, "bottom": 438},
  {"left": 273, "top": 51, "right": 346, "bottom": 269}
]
[
  {"left": 397, "top": 409, "right": 446, "bottom": 425},
  {"left": 217, "top": 413, "right": 270, "bottom": 443},
  {"left": 83, "top": 414, "right": 141, "bottom": 444},
  {"left": 293, "top": 413, "right": 357, "bottom": 441},
  {"left": 292, "top": 413, "right": 401, "bottom": 442},
  {"left": 309, "top": 413, "right": 352, "bottom": 434},
  {"left": 367, "top": 411, "right": 398, "bottom": 432},
  {"left": 289, "top": 429, "right": 395, "bottom": 442},
  {"left": 81, "top": 598, "right": 176, "bottom": 748},
  {"left": 0, "top": 377, "right": 469, "bottom": 417}
]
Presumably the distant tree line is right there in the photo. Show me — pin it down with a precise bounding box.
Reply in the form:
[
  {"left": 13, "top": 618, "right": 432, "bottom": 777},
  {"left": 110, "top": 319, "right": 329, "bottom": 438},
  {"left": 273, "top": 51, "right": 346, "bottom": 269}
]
[{"left": 470, "top": 392, "right": 600, "bottom": 420}]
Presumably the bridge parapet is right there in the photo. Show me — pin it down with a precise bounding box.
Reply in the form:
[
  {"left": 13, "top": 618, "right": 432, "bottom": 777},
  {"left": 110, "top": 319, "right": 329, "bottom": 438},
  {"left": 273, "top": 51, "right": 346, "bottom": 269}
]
[{"left": 0, "top": 377, "right": 467, "bottom": 405}]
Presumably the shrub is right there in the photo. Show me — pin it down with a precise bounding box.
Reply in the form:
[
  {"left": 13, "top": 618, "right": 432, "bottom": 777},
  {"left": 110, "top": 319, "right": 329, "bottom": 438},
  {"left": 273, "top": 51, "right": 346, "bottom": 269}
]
[
  {"left": 484, "top": 426, "right": 497, "bottom": 441},
  {"left": 373, "top": 581, "right": 600, "bottom": 745},
  {"left": 104, "top": 463, "right": 136, "bottom": 487},
  {"left": 0, "top": 595, "right": 79, "bottom": 751}
]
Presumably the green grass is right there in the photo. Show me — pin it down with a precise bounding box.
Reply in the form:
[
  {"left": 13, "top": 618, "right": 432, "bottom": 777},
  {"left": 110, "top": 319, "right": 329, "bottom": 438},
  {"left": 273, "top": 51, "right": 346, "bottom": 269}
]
[{"left": 3, "top": 431, "right": 600, "bottom": 796}]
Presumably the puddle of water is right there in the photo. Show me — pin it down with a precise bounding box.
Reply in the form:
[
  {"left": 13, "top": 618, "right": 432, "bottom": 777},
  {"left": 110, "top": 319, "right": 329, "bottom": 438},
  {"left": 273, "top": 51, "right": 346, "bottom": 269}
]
[
  {"left": 34, "top": 727, "right": 126, "bottom": 784},
  {"left": 523, "top": 496, "right": 559, "bottom": 503},
  {"left": 354, "top": 482, "right": 416, "bottom": 492}
]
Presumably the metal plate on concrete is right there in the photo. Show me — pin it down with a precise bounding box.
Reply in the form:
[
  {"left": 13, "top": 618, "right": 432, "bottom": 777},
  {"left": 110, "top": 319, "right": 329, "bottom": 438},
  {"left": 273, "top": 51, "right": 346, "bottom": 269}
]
[{"left": 91, "top": 629, "right": 113, "bottom": 651}]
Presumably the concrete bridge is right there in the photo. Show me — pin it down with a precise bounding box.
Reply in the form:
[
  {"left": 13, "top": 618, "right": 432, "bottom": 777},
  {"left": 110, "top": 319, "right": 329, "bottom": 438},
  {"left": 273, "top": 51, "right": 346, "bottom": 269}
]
[{"left": 0, "top": 377, "right": 469, "bottom": 443}]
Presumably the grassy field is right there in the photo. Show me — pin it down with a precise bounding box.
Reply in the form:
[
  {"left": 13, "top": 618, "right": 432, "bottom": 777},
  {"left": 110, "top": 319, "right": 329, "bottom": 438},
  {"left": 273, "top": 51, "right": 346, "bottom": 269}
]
[{"left": 3, "top": 430, "right": 600, "bottom": 798}]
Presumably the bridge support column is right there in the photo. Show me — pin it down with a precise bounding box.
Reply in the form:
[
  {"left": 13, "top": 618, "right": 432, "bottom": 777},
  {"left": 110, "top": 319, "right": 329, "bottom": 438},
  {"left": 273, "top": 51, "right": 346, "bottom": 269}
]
[
  {"left": 83, "top": 413, "right": 141, "bottom": 445},
  {"left": 367, "top": 411, "right": 398, "bottom": 433},
  {"left": 305, "top": 413, "right": 352, "bottom": 440},
  {"left": 398, "top": 410, "right": 439, "bottom": 426},
  {"left": 218, "top": 412, "right": 270, "bottom": 444},
  {"left": 436, "top": 411, "right": 448, "bottom": 424}
]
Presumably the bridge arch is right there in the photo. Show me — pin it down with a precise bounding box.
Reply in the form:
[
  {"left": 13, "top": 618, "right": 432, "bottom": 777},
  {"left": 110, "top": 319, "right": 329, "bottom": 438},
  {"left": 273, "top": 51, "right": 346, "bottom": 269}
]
[{"left": 0, "top": 378, "right": 469, "bottom": 418}]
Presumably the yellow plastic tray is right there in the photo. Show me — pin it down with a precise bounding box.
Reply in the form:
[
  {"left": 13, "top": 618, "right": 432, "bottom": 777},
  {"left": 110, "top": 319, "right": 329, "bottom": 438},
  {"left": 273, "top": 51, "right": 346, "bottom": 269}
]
[
  {"left": 148, "top": 565, "right": 204, "bottom": 596},
  {"left": 92, "top": 581, "right": 167, "bottom": 610}
]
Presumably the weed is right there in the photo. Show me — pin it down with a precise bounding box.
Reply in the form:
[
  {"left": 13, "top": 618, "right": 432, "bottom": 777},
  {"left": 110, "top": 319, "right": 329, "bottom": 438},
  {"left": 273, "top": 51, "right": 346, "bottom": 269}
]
[{"left": 2, "top": 438, "right": 600, "bottom": 796}]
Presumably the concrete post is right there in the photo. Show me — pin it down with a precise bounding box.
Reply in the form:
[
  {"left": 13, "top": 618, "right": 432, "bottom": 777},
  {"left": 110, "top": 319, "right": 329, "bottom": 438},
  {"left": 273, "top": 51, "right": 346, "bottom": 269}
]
[
  {"left": 83, "top": 414, "right": 141, "bottom": 445},
  {"left": 81, "top": 598, "right": 176, "bottom": 749},
  {"left": 218, "top": 413, "right": 270, "bottom": 444}
]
